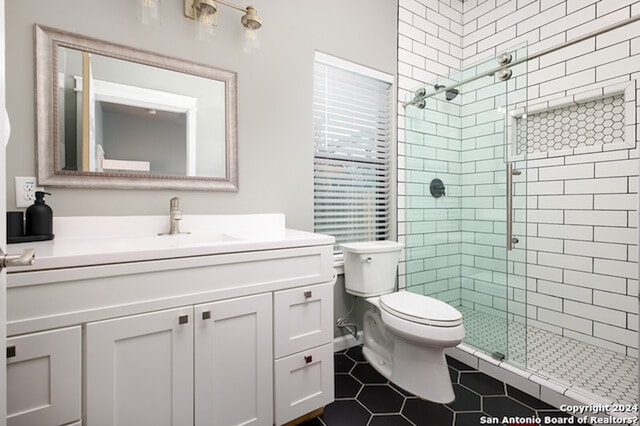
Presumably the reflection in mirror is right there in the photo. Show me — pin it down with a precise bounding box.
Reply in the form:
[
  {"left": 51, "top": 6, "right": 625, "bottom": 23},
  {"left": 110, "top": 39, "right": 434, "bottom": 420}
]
[{"left": 36, "top": 25, "right": 238, "bottom": 191}]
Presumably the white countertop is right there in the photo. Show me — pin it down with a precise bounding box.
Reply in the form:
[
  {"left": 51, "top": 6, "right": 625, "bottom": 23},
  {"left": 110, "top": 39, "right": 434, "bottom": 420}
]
[{"left": 8, "top": 214, "right": 335, "bottom": 272}]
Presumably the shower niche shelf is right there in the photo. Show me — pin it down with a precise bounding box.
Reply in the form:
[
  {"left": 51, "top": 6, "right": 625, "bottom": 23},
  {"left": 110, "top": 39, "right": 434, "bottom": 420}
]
[{"left": 508, "top": 80, "right": 637, "bottom": 161}]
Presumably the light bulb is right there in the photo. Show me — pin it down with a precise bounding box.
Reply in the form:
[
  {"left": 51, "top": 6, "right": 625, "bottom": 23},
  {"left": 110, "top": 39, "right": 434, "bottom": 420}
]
[
  {"left": 197, "top": 13, "right": 216, "bottom": 41},
  {"left": 139, "top": 0, "right": 161, "bottom": 26},
  {"left": 243, "top": 28, "right": 261, "bottom": 53}
]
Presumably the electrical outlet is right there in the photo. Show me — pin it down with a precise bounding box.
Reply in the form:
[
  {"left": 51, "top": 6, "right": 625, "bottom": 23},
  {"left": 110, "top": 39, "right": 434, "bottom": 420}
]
[{"left": 15, "top": 176, "right": 44, "bottom": 208}]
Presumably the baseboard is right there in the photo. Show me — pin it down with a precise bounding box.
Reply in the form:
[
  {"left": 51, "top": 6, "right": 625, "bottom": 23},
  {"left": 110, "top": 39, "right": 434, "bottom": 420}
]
[{"left": 333, "top": 331, "right": 363, "bottom": 352}]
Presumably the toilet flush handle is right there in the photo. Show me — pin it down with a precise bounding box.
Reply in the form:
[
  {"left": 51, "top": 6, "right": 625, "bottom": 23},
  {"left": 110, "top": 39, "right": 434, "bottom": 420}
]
[{"left": 360, "top": 255, "right": 372, "bottom": 263}]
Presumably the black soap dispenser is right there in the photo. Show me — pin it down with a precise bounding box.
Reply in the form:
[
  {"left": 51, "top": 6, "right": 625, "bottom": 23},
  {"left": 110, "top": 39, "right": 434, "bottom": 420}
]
[{"left": 25, "top": 191, "right": 54, "bottom": 239}]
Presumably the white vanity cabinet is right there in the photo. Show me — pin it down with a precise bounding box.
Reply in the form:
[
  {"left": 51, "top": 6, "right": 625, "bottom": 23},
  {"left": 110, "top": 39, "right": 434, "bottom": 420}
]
[
  {"left": 194, "top": 294, "right": 272, "bottom": 426},
  {"left": 85, "top": 306, "right": 194, "bottom": 426},
  {"left": 6, "top": 326, "right": 81, "bottom": 426},
  {"left": 85, "top": 293, "right": 274, "bottom": 426},
  {"left": 7, "top": 220, "right": 335, "bottom": 426},
  {"left": 273, "top": 283, "right": 335, "bottom": 425}
]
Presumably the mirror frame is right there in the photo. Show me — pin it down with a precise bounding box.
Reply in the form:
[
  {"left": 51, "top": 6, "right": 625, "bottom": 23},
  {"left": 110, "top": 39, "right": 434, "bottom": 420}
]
[{"left": 35, "top": 24, "right": 238, "bottom": 191}]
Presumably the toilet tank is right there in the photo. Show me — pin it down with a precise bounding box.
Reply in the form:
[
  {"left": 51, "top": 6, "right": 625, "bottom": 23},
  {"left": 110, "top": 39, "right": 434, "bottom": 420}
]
[{"left": 340, "top": 241, "right": 404, "bottom": 297}]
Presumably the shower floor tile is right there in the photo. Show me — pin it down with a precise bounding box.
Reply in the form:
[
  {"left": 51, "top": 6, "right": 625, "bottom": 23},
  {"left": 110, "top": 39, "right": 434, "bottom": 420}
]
[
  {"left": 303, "top": 345, "right": 583, "bottom": 426},
  {"left": 458, "top": 306, "right": 638, "bottom": 406}
]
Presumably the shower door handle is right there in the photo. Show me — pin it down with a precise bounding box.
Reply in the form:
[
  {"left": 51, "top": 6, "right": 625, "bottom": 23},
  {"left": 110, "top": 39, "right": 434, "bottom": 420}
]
[{"left": 506, "top": 163, "right": 521, "bottom": 251}]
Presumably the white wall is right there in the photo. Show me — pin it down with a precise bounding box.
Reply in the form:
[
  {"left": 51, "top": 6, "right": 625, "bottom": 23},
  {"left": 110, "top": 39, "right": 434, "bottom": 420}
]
[
  {"left": 4, "top": 0, "right": 398, "bottom": 231},
  {"left": 398, "top": 0, "right": 640, "bottom": 356}
]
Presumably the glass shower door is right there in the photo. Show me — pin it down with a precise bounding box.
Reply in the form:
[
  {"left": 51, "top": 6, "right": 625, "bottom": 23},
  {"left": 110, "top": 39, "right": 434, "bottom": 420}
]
[
  {"left": 403, "top": 46, "right": 528, "bottom": 366},
  {"left": 458, "top": 60, "right": 512, "bottom": 362}
]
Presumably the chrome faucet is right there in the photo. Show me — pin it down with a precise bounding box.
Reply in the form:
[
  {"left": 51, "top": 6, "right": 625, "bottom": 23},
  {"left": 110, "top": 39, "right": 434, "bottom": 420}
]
[{"left": 161, "top": 197, "right": 189, "bottom": 235}]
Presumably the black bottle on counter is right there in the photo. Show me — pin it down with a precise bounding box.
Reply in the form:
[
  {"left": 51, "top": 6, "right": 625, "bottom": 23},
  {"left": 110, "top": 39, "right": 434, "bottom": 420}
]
[{"left": 25, "top": 191, "right": 53, "bottom": 236}]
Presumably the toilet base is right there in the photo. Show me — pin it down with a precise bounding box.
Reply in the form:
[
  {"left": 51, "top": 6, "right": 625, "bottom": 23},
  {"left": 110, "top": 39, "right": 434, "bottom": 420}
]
[
  {"left": 361, "top": 306, "right": 457, "bottom": 404},
  {"left": 362, "top": 307, "right": 393, "bottom": 377},
  {"left": 362, "top": 345, "right": 392, "bottom": 380},
  {"left": 363, "top": 337, "right": 455, "bottom": 404},
  {"left": 391, "top": 335, "right": 455, "bottom": 403}
]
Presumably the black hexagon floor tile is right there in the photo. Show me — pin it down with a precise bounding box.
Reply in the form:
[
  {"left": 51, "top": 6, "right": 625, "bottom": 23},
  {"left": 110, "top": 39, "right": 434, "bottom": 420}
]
[
  {"left": 506, "top": 385, "right": 555, "bottom": 410},
  {"left": 459, "top": 371, "right": 506, "bottom": 396},
  {"left": 357, "top": 384, "right": 405, "bottom": 413},
  {"left": 402, "top": 398, "right": 454, "bottom": 426},
  {"left": 334, "top": 373, "right": 362, "bottom": 399},
  {"left": 350, "top": 363, "right": 388, "bottom": 384},
  {"left": 455, "top": 411, "right": 488, "bottom": 426},
  {"left": 344, "top": 345, "right": 366, "bottom": 362},
  {"left": 483, "top": 395, "right": 536, "bottom": 418},
  {"left": 334, "top": 353, "right": 355, "bottom": 373},
  {"left": 446, "top": 384, "right": 481, "bottom": 412},
  {"left": 320, "top": 400, "right": 371, "bottom": 426},
  {"left": 389, "top": 381, "right": 416, "bottom": 398},
  {"left": 369, "top": 414, "right": 414, "bottom": 425},
  {"left": 310, "top": 346, "right": 582, "bottom": 426},
  {"left": 448, "top": 367, "right": 459, "bottom": 383}
]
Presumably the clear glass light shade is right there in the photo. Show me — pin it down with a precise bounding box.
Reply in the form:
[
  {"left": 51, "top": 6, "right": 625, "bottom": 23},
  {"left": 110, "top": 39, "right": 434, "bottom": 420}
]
[
  {"left": 139, "top": 0, "right": 161, "bottom": 26},
  {"left": 243, "top": 28, "right": 260, "bottom": 53},
  {"left": 197, "top": 13, "right": 216, "bottom": 41}
]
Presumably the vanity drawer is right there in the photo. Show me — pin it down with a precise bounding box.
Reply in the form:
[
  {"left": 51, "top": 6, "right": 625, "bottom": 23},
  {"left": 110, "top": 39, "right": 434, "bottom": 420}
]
[
  {"left": 274, "top": 343, "right": 334, "bottom": 426},
  {"left": 7, "top": 326, "right": 81, "bottom": 426},
  {"left": 273, "top": 283, "right": 333, "bottom": 358}
]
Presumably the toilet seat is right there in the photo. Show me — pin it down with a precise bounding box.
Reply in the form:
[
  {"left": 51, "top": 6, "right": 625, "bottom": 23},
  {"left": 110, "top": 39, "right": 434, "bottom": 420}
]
[{"left": 379, "top": 291, "right": 462, "bottom": 327}]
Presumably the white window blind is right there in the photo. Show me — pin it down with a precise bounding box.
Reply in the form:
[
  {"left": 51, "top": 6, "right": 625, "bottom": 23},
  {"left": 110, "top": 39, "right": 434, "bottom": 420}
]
[{"left": 313, "top": 53, "right": 393, "bottom": 255}]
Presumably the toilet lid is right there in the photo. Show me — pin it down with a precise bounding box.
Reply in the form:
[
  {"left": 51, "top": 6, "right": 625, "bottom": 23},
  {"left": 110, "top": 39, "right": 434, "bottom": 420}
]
[{"left": 379, "top": 291, "right": 462, "bottom": 327}]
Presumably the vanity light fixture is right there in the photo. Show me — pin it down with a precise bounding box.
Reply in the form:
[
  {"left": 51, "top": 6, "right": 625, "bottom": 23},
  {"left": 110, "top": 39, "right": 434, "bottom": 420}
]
[
  {"left": 183, "top": 0, "right": 262, "bottom": 51},
  {"left": 189, "top": 0, "right": 218, "bottom": 41},
  {"left": 139, "top": 0, "right": 161, "bottom": 26}
]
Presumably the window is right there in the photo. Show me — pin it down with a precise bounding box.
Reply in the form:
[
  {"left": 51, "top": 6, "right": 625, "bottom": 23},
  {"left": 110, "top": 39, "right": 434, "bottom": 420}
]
[{"left": 313, "top": 52, "right": 393, "bottom": 256}]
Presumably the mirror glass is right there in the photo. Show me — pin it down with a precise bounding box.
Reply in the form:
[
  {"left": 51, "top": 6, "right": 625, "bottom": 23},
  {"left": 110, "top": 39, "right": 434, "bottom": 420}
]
[{"left": 36, "top": 25, "right": 238, "bottom": 191}]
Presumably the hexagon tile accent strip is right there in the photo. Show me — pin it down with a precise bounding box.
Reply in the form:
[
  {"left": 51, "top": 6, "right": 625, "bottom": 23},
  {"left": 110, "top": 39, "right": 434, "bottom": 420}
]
[
  {"left": 517, "top": 95, "right": 625, "bottom": 155},
  {"left": 300, "top": 346, "right": 587, "bottom": 426}
]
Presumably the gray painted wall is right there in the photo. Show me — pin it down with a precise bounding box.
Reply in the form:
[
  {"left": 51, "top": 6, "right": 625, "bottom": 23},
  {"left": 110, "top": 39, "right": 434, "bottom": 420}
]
[{"left": 5, "top": 0, "right": 398, "bottom": 232}]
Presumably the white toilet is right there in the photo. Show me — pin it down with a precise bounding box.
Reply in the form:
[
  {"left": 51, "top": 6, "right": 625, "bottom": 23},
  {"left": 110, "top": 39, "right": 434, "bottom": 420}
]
[{"left": 341, "top": 241, "right": 465, "bottom": 404}]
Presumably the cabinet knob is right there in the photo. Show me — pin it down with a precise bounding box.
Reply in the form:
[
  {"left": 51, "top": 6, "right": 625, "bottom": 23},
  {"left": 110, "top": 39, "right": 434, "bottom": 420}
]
[
  {"left": 202, "top": 311, "right": 211, "bottom": 320},
  {"left": 178, "top": 315, "right": 189, "bottom": 325},
  {"left": 304, "top": 355, "right": 312, "bottom": 364},
  {"left": 304, "top": 290, "right": 312, "bottom": 299},
  {"left": 6, "top": 346, "right": 15, "bottom": 358}
]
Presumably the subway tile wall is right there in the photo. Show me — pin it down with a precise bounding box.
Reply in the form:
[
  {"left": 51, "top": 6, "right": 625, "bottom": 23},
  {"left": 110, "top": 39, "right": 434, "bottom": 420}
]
[
  {"left": 403, "top": 91, "right": 463, "bottom": 307},
  {"left": 399, "top": 0, "right": 465, "bottom": 312},
  {"left": 397, "top": 0, "right": 640, "bottom": 357}
]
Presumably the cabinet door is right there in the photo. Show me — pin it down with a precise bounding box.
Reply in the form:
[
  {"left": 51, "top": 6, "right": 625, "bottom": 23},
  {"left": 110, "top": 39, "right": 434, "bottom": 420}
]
[
  {"left": 274, "top": 283, "right": 333, "bottom": 358},
  {"left": 86, "top": 307, "right": 193, "bottom": 426},
  {"left": 7, "top": 326, "right": 81, "bottom": 426},
  {"left": 195, "top": 293, "right": 273, "bottom": 426},
  {"left": 274, "top": 343, "right": 334, "bottom": 426}
]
